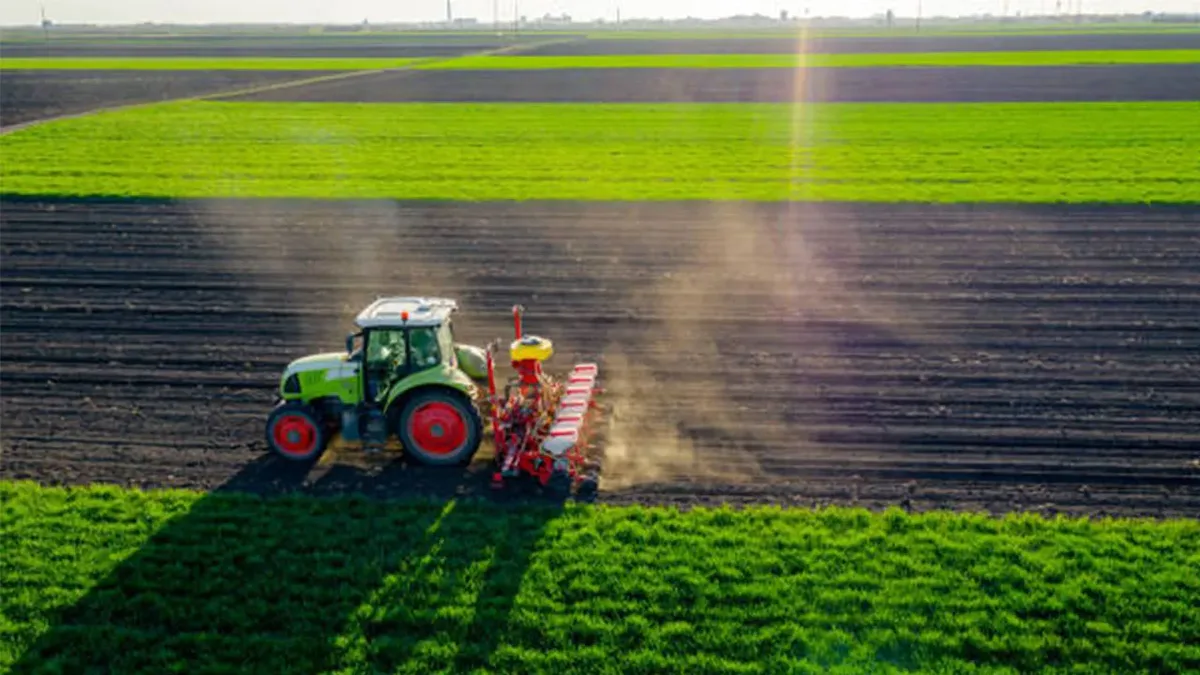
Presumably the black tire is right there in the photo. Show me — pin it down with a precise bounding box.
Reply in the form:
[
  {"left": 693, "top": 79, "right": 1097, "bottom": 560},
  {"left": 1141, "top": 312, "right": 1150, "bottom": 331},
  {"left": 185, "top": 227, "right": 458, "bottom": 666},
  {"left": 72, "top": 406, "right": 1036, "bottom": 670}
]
[
  {"left": 265, "top": 402, "right": 329, "bottom": 463},
  {"left": 577, "top": 476, "right": 599, "bottom": 501},
  {"left": 546, "top": 470, "right": 573, "bottom": 498},
  {"left": 395, "top": 389, "right": 483, "bottom": 466}
]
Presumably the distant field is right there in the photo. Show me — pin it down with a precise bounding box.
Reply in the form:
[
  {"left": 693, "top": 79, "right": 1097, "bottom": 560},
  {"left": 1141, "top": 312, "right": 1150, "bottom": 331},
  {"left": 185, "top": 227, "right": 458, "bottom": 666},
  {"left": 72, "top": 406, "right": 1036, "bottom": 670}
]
[
  {"left": 0, "top": 57, "right": 422, "bottom": 71},
  {"left": 521, "top": 32, "right": 1200, "bottom": 56},
  {"left": 0, "top": 70, "right": 332, "bottom": 128},
  {"left": 579, "top": 24, "right": 1200, "bottom": 38},
  {"left": 8, "top": 51, "right": 1198, "bottom": 73},
  {"left": 4, "top": 482, "right": 1198, "bottom": 673},
  {"left": 2, "top": 101, "right": 1196, "bottom": 202},
  {"left": 423, "top": 49, "right": 1200, "bottom": 70}
]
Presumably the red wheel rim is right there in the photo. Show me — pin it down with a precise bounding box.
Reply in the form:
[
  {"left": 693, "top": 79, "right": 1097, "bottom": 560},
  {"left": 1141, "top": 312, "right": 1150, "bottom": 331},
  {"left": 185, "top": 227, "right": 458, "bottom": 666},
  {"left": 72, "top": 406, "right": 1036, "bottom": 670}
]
[
  {"left": 273, "top": 414, "right": 317, "bottom": 456},
  {"left": 408, "top": 401, "right": 468, "bottom": 455}
]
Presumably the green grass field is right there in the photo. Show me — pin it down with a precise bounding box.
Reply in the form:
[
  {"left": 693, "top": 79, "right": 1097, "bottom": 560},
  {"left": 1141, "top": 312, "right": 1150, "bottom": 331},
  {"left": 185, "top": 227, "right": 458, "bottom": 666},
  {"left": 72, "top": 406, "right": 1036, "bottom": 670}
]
[
  {"left": 0, "top": 57, "right": 423, "bottom": 71},
  {"left": 422, "top": 50, "right": 1200, "bottom": 70},
  {"left": 2, "top": 101, "right": 1196, "bottom": 202},
  {"left": 3, "top": 481, "right": 1198, "bottom": 674}
]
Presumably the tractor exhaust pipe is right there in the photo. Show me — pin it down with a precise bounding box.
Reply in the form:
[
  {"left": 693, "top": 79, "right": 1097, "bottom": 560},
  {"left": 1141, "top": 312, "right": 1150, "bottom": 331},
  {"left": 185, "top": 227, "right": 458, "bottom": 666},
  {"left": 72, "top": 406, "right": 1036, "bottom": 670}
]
[
  {"left": 512, "top": 304, "right": 524, "bottom": 339},
  {"left": 486, "top": 341, "right": 498, "bottom": 400},
  {"left": 486, "top": 341, "right": 507, "bottom": 488}
]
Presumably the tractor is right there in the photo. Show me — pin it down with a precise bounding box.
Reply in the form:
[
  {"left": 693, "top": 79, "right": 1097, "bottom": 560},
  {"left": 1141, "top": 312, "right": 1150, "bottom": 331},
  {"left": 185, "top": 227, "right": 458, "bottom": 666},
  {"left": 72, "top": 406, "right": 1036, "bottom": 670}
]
[{"left": 264, "top": 296, "right": 603, "bottom": 496}]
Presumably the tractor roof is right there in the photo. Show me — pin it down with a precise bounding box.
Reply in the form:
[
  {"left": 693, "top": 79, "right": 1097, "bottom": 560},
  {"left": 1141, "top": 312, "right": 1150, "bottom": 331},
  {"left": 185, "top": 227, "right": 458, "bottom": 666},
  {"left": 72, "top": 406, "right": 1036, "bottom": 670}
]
[{"left": 355, "top": 296, "right": 458, "bottom": 329}]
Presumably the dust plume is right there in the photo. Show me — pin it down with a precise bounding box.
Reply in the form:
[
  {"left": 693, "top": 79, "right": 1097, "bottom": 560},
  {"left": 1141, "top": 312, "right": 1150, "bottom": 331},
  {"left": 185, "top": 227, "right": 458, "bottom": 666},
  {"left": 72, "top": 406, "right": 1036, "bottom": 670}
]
[
  {"left": 190, "top": 199, "right": 473, "bottom": 351},
  {"left": 596, "top": 347, "right": 764, "bottom": 491},
  {"left": 591, "top": 197, "right": 963, "bottom": 491},
  {"left": 594, "top": 201, "right": 820, "bottom": 490}
]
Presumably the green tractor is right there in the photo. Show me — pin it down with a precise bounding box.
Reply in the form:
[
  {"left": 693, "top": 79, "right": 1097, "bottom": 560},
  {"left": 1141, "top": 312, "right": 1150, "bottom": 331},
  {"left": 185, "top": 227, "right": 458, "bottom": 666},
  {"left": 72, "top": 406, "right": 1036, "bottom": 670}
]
[{"left": 265, "top": 296, "right": 493, "bottom": 465}]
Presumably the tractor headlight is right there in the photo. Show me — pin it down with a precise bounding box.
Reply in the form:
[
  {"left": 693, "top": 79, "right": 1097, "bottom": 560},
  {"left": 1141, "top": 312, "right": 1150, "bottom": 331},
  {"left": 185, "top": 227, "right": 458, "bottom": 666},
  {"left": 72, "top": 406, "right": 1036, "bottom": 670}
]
[{"left": 282, "top": 373, "right": 301, "bottom": 394}]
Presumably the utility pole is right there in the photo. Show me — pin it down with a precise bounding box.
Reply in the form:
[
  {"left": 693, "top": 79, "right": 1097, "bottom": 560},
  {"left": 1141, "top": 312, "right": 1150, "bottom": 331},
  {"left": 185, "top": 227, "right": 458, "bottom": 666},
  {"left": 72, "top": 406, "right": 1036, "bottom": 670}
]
[
  {"left": 40, "top": 4, "right": 50, "bottom": 51},
  {"left": 915, "top": 0, "right": 922, "bottom": 32},
  {"left": 446, "top": 0, "right": 452, "bottom": 25}
]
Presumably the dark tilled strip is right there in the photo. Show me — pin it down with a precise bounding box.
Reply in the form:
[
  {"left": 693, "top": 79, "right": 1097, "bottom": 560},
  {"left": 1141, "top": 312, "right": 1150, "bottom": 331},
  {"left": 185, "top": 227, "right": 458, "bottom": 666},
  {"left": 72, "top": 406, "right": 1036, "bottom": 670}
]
[
  {"left": 0, "top": 69, "right": 332, "bottom": 128},
  {"left": 222, "top": 64, "right": 1200, "bottom": 103},
  {"left": 0, "top": 42, "right": 525, "bottom": 59},
  {"left": 518, "top": 33, "right": 1200, "bottom": 56},
  {"left": 2, "top": 197, "right": 1198, "bottom": 515}
]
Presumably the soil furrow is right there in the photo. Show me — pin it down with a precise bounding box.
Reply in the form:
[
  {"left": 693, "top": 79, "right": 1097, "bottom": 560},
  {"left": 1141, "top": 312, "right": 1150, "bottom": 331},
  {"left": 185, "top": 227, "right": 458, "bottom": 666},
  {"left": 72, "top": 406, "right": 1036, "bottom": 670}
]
[{"left": 3, "top": 197, "right": 1199, "bottom": 515}]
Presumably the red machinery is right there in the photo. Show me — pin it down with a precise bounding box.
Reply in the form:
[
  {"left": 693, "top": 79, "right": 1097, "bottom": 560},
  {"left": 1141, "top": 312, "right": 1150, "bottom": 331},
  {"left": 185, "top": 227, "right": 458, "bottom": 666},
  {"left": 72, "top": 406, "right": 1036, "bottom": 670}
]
[{"left": 484, "top": 305, "right": 602, "bottom": 496}]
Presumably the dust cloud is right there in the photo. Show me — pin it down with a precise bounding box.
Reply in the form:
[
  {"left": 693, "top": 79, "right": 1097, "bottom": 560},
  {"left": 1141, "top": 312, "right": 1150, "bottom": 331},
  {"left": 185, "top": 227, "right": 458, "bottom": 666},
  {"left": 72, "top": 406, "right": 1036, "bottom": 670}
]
[
  {"left": 594, "top": 201, "right": 823, "bottom": 490},
  {"left": 590, "top": 198, "right": 967, "bottom": 491},
  {"left": 191, "top": 199, "right": 475, "bottom": 352}
]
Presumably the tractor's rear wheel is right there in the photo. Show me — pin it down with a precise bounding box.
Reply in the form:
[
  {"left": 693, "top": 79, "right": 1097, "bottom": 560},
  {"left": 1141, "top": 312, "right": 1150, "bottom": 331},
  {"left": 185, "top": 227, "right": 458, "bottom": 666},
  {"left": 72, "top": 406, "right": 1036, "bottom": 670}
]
[
  {"left": 396, "top": 389, "right": 482, "bottom": 466},
  {"left": 266, "top": 402, "right": 329, "bottom": 462}
]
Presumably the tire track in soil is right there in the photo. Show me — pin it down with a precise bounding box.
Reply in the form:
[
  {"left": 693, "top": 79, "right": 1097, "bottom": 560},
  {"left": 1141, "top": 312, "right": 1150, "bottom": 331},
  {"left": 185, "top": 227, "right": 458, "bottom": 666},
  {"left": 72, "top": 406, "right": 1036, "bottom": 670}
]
[{"left": 1, "top": 198, "right": 1198, "bottom": 517}]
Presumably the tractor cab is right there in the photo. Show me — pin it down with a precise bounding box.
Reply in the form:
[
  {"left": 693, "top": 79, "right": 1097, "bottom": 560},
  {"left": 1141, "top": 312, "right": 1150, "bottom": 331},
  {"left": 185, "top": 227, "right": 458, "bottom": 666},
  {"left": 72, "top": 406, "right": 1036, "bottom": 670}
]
[
  {"left": 267, "top": 296, "right": 488, "bottom": 465},
  {"left": 348, "top": 299, "right": 458, "bottom": 402}
]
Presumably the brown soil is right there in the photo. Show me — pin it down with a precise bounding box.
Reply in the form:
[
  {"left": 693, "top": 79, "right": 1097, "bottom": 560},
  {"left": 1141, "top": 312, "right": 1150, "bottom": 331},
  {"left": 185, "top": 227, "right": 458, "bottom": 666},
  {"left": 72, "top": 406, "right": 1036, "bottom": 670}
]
[
  {"left": 227, "top": 64, "right": 1200, "bottom": 103},
  {"left": 2, "top": 197, "right": 1198, "bottom": 517}
]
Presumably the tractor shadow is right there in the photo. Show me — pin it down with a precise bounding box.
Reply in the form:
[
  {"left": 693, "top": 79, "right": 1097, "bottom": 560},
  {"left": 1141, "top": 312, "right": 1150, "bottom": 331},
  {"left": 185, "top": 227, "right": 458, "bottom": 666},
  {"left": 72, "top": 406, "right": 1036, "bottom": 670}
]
[{"left": 10, "top": 453, "right": 569, "bottom": 674}]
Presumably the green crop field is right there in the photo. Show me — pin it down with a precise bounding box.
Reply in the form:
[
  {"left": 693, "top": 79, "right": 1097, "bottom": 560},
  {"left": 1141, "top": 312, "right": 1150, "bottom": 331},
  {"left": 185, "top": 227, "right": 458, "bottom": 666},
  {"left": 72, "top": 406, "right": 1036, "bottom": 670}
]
[
  {"left": 4, "top": 482, "right": 1198, "bottom": 674},
  {"left": 2, "top": 101, "right": 1196, "bottom": 202},
  {"left": 0, "top": 57, "right": 424, "bottom": 71},
  {"left": 422, "top": 50, "right": 1200, "bottom": 70}
]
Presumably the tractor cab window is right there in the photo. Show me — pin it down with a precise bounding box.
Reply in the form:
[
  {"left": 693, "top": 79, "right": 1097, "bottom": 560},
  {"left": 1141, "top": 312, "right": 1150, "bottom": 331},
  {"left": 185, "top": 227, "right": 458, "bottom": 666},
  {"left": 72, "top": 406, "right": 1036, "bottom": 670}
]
[
  {"left": 367, "top": 329, "right": 406, "bottom": 365},
  {"left": 409, "top": 326, "right": 441, "bottom": 370},
  {"left": 365, "top": 329, "right": 407, "bottom": 401},
  {"left": 367, "top": 329, "right": 407, "bottom": 376}
]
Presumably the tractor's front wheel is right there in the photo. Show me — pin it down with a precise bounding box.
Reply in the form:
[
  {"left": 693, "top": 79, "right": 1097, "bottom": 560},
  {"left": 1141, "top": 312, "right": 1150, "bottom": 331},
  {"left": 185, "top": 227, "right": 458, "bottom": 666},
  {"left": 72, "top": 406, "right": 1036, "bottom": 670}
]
[
  {"left": 266, "top": 402, "right": 329, "bottom": 463},
  {"left": 396, "top": 389, "right": 482, "bottom": 466}
]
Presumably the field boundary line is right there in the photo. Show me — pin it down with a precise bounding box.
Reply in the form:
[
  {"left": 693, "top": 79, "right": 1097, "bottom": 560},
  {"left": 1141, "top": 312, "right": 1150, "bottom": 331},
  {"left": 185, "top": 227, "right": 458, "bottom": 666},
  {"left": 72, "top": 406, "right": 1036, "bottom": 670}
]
[
  {"left": 0, "top": 69, "right": 392, "bottom": 136},
  {"left": 189, "top": 65, "right": 406, "bottom": 102},
  {"left": 0, "top": 36, "right": 582, "bottom": 136},
  {"left": 205, "top": 35, "right": 582, "bottom": 93}
]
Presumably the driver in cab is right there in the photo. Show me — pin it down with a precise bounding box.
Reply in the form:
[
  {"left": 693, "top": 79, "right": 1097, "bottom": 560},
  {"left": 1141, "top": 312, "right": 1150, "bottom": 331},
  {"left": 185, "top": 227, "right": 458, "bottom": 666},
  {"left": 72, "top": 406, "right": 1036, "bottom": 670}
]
[
  {"left": 409, "top": 328, "right": 440, "bottom": 369},
  {"left": 368, "top": 331, "right": 406, "bottom": 400}
]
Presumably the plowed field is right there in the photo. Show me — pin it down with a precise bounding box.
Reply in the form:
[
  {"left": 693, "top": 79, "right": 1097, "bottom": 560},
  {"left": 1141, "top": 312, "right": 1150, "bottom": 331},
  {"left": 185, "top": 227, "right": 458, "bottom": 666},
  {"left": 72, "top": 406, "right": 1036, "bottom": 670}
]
[
  {"left": 517, "top": 32, "right": 1200, "bottom": 55},
  {"left": 3, "top": 198, "right": 1198, "bottom": 516},
  {"left": 229, "top": 64, "right": 1200, "bottom": 103},
  {"left": 0, "top": 38, "right": 527, "bottom": 59}
]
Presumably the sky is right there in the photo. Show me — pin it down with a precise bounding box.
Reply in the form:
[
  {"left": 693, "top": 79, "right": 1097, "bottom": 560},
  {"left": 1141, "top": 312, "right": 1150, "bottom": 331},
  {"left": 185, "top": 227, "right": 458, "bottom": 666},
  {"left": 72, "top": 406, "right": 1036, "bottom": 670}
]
[{"left": 2, "top": 0, "right": 1197, "bottom": 26}]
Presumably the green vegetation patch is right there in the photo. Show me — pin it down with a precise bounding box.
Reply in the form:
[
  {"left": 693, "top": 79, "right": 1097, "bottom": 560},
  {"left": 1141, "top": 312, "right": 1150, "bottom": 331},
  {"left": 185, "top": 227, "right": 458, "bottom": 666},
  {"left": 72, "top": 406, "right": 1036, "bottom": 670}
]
[
  {"left": 2, "top": 101, "right": 1197, "bottom": 202},
  {"left": 0, "top": 57, "right": 421, "bottom": 71},
  {"left": 424, "top": 50, "right": 1200, "bottom": 70},
  {"left": 3, "top": 481, "right": 1198, "bottom": 673}
]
